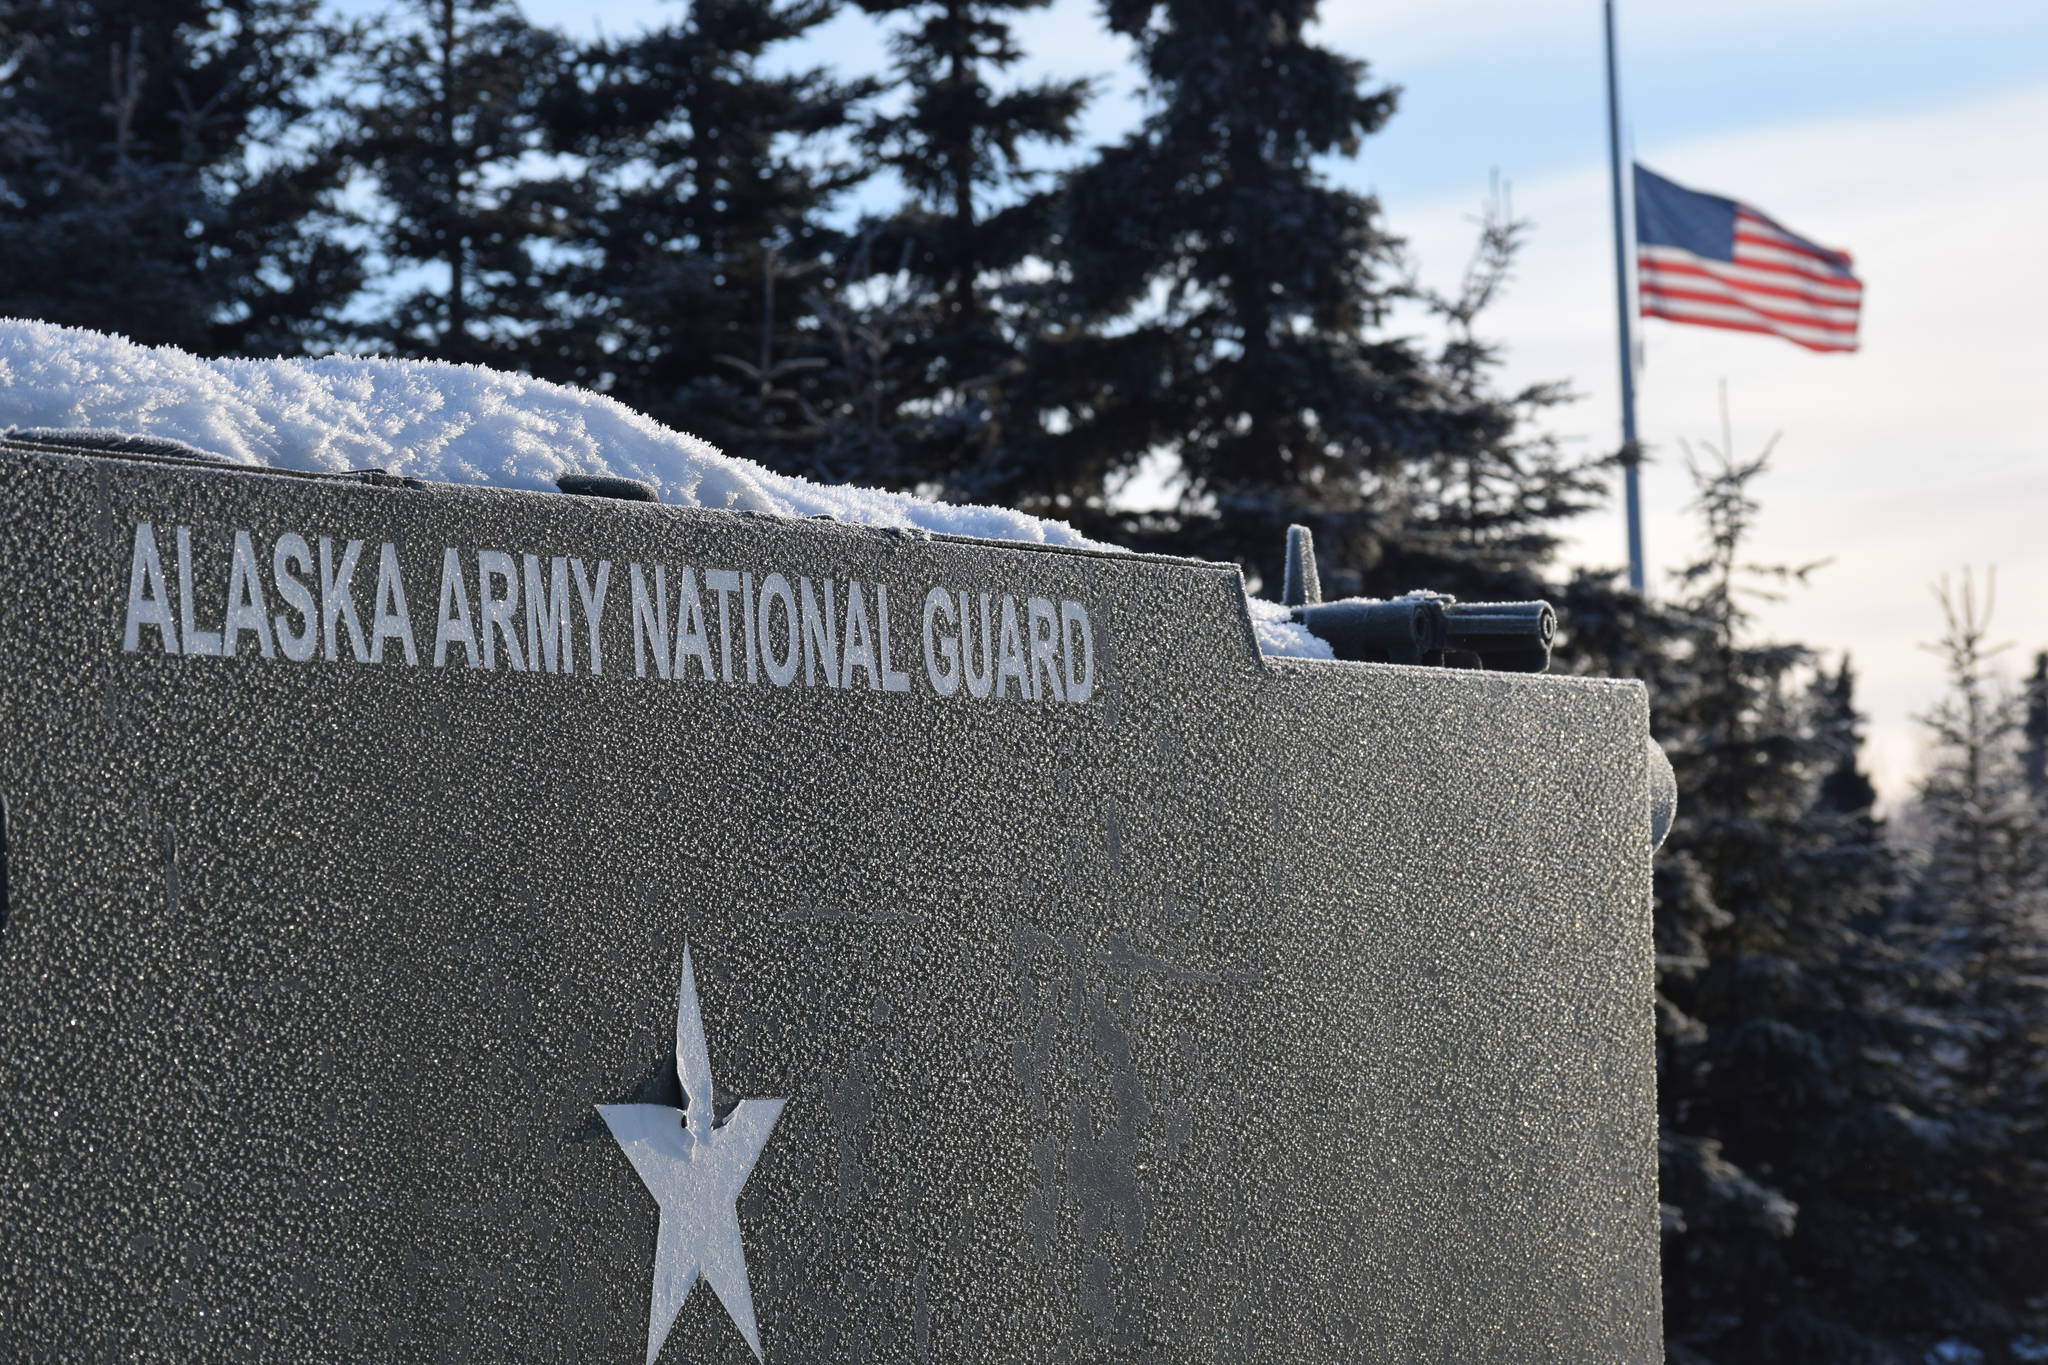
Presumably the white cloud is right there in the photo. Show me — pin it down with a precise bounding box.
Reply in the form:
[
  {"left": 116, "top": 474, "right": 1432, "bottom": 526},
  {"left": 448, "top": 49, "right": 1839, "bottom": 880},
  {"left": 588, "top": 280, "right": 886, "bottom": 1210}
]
[{"left": 1389, "top": 80, "right": 2048, "bottom": 802}]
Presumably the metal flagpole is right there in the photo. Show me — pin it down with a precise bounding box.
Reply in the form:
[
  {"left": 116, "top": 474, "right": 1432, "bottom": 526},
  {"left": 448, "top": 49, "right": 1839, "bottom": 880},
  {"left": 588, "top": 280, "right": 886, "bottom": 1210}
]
[{"left": 1603, "top": 0, "right": 1645, "bottom": 592}]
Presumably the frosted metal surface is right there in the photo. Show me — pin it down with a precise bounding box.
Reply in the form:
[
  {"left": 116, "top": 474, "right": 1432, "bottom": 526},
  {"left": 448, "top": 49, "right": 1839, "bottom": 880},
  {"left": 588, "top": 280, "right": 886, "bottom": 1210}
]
[{"left": 0, "top": 447, "right": 1660, "bottom": 1361}]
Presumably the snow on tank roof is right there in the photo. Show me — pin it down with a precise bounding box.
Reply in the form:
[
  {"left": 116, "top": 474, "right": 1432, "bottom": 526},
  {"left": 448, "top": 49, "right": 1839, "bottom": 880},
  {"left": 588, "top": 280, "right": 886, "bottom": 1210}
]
[{"left": 0, "top": 318, "right": 1330, "bottom": 659}]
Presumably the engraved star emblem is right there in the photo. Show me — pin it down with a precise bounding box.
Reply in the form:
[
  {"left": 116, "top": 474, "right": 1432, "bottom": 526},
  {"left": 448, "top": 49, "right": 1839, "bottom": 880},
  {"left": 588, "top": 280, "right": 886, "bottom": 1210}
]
[{"left": 600, "top": 946, "right": 786, "bottom": 1363}]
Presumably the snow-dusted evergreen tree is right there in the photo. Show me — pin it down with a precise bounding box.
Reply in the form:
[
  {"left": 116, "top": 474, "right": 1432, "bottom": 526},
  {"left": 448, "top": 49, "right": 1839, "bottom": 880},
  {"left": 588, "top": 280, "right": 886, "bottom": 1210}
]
[
  {"left": 1650, "top": 439, "right": 1841, "bottom": 1360},
  {"left": 344, "top": 0, "right": 572, "bottom": 363},
  {"left": 0, "top": 0, "right": 360, "bottom": 352},
  {"left": 1912, "top": 576, "right": 2048, "bottom": 1058},
  {"left": 532, "top": 0, "right": 873, "bottom": 472},
  {"left": 1887, "top": 577, "right": 2048, "bottom": 1361},
  {"left": 1910, "top": 581, "right": 2048, "bottom": 1081},
  {"left": 1644, "top": 435, "right": 2048, "bottom": 1362}
]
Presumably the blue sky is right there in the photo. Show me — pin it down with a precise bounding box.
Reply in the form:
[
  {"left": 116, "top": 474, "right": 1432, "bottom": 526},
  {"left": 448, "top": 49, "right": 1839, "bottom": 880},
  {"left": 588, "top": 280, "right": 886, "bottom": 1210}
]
[
  {"left": 1338, "top": 3, "right": 2048, "bottom": 202},
  {"left": 523, "top": 0, "right": 2048, "bottom": 197},
  {"left": 513, "top": 0, "right": 2048, "bottom": 798}
]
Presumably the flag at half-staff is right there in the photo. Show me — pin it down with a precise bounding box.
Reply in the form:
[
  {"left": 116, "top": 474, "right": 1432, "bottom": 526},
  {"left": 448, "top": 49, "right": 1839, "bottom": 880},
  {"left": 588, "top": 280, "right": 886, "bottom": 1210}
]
[{"left": 1634, "top": 164, "right": 1863, "bottom": 353}]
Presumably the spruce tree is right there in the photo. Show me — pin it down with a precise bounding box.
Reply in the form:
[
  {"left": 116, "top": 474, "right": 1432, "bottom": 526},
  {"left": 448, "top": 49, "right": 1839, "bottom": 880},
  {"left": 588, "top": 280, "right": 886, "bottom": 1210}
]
[
  {"left": 1911, "top": 577, "right": 2048, "bottom": 1087},
  {"left": 832, "top": 0, "right": 1088, "bottom": 493},
  {"left": 1394, "top": 187, "right": 1607, "bottom": 600},
  {"left": 1913, "top": 576, "right": 2045, "bottom": 1034},
  {"left": 1897, "top": 577, "right": 2048, "bottom": 1360},
  {"left": 533, "top": 0, "right": 873, "bottom": 473},
  {"left": 1812, "top": 657, "right": 1881, "bottom": 824},
  {"left": 345, "top": 0, "right": 571, "bottom": 364},
  {"left": 0, "top": 0, "right": 361, "bottom": 353},
  {"left": 1650, "top": 442, "right": 2045, "bottom": 1361},
  {"left": 2021, "top": 650, "right": 2047, "bottom": 801},
  {"left": 1650, "top": 441, "right": 1845, "bottom": 1360},
  {"left": 1045, "top": 4, "right": 1595, "bottom": 592}
]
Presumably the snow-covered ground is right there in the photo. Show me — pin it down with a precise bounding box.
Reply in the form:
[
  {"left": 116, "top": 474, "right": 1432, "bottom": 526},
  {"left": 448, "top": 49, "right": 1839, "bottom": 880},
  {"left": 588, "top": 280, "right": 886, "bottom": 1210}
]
[{"left": 0, "top": 319, "right": 1330, "bottom": 659}]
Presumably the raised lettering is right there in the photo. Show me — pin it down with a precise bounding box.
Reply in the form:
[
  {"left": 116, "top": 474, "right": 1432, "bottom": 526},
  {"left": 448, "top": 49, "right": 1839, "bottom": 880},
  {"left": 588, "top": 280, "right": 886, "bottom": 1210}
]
[
  {"left": 432, "top": 547, "right": 481, "bottom": 668},
  {"left": 740, "top": 571, "right": 760, "bottom": 684},
  {"left": 122, "top": 522, "right": 179, "bottom": 654},
  {"left": 995, "top": 594, "right": 1029, "bottom": 700},
  {"left": 841, "top": 581, "right": 878, "bottom": 690},
  {"left": 628, "top": 563, "right": 672, "bottom": 680},
  {"left": 522, "top": 553, "right": 573, "bottom": 674},
  {"left": 672, "top": 567, "right": 714, "bottom": 681},
  {"left": 758, "top": 573, "right": 799, "bottom": 687},
  {"left": 705, "top": 569, "right": 741, "bottom": 684},
  {"left": 960, "top": 592, "right": 994, "bottom": 699},
  {"left": 317, "top": 537, "right": 369, "bottom": 663},
  {"left": 176, "top": 526, "right": 222, "bottom": 657},
  {"left": 1061, "top": 600, "right": 1095, "bottom": 703},
  {"left": 477, "top": 550, "right": 525, "bottom": 672},
  {"left": 922, "top": 587, "right": 959, "bottom": 697},
  {"left": 370, "top": 542, "right": 418, "bottom": 666},
  {"left": 271, "top": 533, "right": 316, "bottom": 662},
  {"left": 875, "top": 584, "right": 913, "bottom": 694},
  {"left": 1027, "top": 596, "right": 1064, "bottom": 703},
  {"left": 799, "top": 577, "right": 838, "bottom": 688},
  {"left": 570, "top": 558, "right": 611, "bottom": 675},
  {"left": 222, "top": 530, "right": 277, "bottom": 659}
]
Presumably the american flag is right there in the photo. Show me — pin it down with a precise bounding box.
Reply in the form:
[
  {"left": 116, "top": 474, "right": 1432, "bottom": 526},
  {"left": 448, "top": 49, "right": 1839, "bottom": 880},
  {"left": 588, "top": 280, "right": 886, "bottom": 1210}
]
[{"left": 1634, "top": 164, "right": 1862, "bottom": 354}]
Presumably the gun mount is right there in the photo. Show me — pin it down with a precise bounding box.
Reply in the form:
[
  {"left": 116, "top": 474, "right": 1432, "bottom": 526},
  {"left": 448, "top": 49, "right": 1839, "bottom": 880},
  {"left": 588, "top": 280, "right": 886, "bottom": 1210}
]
[{"left": 1280, "top": 524, "right": 1558, "bottom": 673}]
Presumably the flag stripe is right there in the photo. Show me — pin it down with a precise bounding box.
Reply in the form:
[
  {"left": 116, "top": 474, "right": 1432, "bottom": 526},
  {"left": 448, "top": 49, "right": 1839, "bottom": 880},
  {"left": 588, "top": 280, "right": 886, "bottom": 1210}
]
[
  {"left": 1642, "top": 292, "right": 1859, "bottom": 350},
  {"left": 1641, "top": 305, "right": 1858, "bottom": 353},
  {"left": 1638, "top": 248, "right": 1867, "bottom": 306},
  {"left": 1640, "top": 281, "right": 1860, "bottom": 335},
  {"left": 1638, "top": 257, "right": 1862, "bottom": 315},
  {"left": 1639, "top": 286, "right": 1855, "bottom": 341},
  {"left": 1732, "top": 231, "right": 1854, "bottom": 274},
  {"left": 1640, "top": 245, "right": 1864, "bottom": 300},
  {"left": 1638, "top": 284, "right": 1867, "bottom": 335},
  {"left": 1731, "top": 236, "right": 1860, "bottom": 279},
  {"left": 1634, "top": 164, "right": 1862, "bottom": 351},
  {"left": 1733, "top": 211, "right": 1855, "bottom": 270},
  {"left": 1721, "top": 258, "right": 1864, "bottom": 296}
]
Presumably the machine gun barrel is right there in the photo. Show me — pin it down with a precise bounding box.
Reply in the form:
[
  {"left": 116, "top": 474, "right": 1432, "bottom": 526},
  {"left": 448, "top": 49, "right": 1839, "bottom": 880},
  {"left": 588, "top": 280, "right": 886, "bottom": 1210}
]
[
  {"left": 1290, "top": 595, "right": 1555, "bottom": 672},
  {"left": 1277, "top": 526, "right": 1556, "bottom": 673},
  {"left": 1440, "top": 599, "right": 1557, "bottom": 673}
]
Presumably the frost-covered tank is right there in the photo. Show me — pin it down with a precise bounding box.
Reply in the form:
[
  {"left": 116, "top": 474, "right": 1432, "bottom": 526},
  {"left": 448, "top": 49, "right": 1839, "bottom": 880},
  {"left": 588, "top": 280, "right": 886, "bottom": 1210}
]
[{"left": 0, "top": 423, "right": 1665, "bottom": 1362}]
